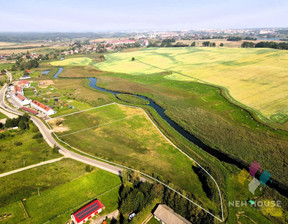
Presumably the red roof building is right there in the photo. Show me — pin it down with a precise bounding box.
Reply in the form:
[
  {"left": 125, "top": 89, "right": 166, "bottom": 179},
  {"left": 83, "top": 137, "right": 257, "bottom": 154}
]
[
  {"left": 21, "top": 107, "right": 38, "bottom": 115},
  {"left": 30, "top": 100, "right": 55, "bottom": 116},
  {"left": 15, "top": 93, "right": 30, "bottom": 106},
  {"left": 18, "top": 80, "right": 31, "bottom": 88},
  {"left": 71, "top": 200, "right": 104, "bottom": 224},
  {"left": 14, "top": 85, "right": 23, "bottom": 94}
]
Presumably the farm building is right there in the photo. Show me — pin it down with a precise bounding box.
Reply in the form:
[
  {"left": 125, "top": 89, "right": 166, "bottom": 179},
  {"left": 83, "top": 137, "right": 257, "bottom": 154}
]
[
  {"left": 30, "top": 100, "right": 55, "bottom": 116},
  {"left": 153, "top": 204, "right": 191, "bottom": 224},
  {"left": 71, "top": 199, "right": 104, "bottom": 224},
  {"left": 14, "top": 85, "right": 24, "bottom": 95},
  {"left": 18, "top": 80, "right": 31, "bottom": 88},
  {"left": 21, "top": 107, "right": 38, "bottom": 115},
  {"left": 14, "top": 93, "right": 30, "bottom": 106}
]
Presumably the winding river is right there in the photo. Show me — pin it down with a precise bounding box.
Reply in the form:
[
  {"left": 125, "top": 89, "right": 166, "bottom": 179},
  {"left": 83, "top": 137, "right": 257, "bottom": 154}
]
[{"left": 55, "top": 68, "right": 287, "bottom": 197}]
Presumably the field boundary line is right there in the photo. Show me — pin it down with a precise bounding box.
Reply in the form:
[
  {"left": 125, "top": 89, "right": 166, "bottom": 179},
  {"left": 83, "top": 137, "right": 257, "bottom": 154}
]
[
  {"left": 114, "top": 102, "right": 224, "bottom": 221},
  {"left": 48, "top": 102, "right": 116, "bottom": 120},
  {"left": 45, "top": 104, "right": 224, "bottom": 222},
  {"left": 0, "top": 157, "right": 64, "bottom": 178},
  {"left": 58, "top": 113, "right": 145, "bottom": 137}
]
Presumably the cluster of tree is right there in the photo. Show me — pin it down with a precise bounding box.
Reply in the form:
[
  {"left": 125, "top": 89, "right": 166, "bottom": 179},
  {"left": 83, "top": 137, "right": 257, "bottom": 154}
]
[
  {"left": 173, "top": 42, "right": 189, "bottom": 47},
  {"left": 255, "top": 41, "right": 288, "bottom": 50},
  {"left": 244, "top": 36, "right": 257, "bottom": 40},
  {"left": 227, "top": 36, "right": 242, "bottom": 41},
  {"left": 160, "top": 38, "right": 176, "bottom": 47},
  {"left": 202, "top": 41, "right": 216, "bottom": 47},
  {"left": 116, "top": 170, "right": 214, "bottom": 224},
  {"left": 162, "top": 187, "right": 213, "bottom": 224},
  {"left": 118, "top": 170, "right": 161, "bottom": 223},
  {"left": 11, "top": 57, "right": 39, "bottom": 71},
  {"left": 5, "top": 114, "right": 30, "bottom": 130},
  {"left": 241, "top": 41, "right": 255, "bottom": 48}
]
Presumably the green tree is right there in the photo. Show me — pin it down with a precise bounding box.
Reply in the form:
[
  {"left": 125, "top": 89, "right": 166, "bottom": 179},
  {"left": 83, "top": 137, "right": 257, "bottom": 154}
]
[
  {"left": 52, "top": 145, "right": 60, "bottom": 154},
  {"left": 19, "top": 120, "right": 28, "bottom": 130}
]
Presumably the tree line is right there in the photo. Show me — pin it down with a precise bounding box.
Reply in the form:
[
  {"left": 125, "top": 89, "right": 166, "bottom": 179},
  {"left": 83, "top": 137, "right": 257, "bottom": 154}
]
[
  {"left": 241, "top": 41, "right": 288, "bottom": 50},
  {"left": 227, "top": 36, "right": 257, "bottom": 41}
]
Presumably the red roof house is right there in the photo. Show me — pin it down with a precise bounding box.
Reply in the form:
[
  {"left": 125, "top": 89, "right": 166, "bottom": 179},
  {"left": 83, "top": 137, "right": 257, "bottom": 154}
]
[
  {"left": 14, "top": 85, "right": 22, "bottom": 94},
  {"left": 18, "top": 80, "right": 31, "bottom": 88},
  {"left": 71, "top": 200, "right": 104, "bottom": 224},
  {"left": 30, "top": 100, "right": 55, "bottom": 116}
]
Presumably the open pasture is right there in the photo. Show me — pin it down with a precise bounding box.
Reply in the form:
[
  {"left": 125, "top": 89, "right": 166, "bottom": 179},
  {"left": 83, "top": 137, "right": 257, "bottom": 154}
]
[
  {"left": 48, "top": 103, "right": 219, "bottom": 212},
  {"left": 0, "top": 159, "right": 121, "bottom": 224},
  {"left": 91, "top": 47, "right": 288, "bottom": 123},
  {"left": 51, "top": 57, "right": 95, "bottom": 67}
]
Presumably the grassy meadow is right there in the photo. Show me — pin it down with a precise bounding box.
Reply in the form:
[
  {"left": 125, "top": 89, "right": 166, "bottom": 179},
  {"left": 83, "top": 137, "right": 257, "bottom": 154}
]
[
  {"left": 0, "top": 159, "right": 121, "bottom": 223},
  {"left": 49, "top": 53, "right": 288, "bottom": 192},
  {"left": 48, "top": 103, "right": 220, "bottom": 214},
  {"left": 0, "top": 124, "right": 59, "bottom": 174}
]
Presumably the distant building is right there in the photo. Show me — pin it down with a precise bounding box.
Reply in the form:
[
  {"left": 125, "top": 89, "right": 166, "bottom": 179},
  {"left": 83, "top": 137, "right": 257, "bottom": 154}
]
[
  {"left": 18, "top": 80, "right": 31, "bottom": 88},
  {"left": 14, "top": 93, "right": 30, "bottom": 106},
  {"left": 30, "top": 100, "right": 55, "bottom": 116},
  {"left": 106, "top": 39, "right": 136, "bottom": 45},
  {"left": 71, "top": 200, "right": 104, "bottom": 224},
  {"left": 19, "top": 75, "right": 31, "bottom": 80},
  {"left": 153, "top": 204, "right": 191, "bottom": 224}
]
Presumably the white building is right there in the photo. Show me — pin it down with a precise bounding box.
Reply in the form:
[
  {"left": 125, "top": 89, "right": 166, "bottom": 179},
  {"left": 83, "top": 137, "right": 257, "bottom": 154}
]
[
  {"left": 14, "top": 93, "right": 30, "bottom": 106},
  {"left": 30, "top": 100, "right": 55, "bottom": 116}
]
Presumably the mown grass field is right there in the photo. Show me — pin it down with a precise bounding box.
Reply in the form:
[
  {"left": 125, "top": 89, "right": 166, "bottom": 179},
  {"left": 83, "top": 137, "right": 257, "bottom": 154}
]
[
  {"left": 48, "top": 103, "right": 219, "bottom": 213},
  {"left": 70, "top": 47, "right": 288, "bottom": 125},
  {"left": 0, "top": 124, "right": 59, "bottom": 174},
  {"left": 0, "top": 111, "right": 7, "bottom": 119},
  {"left": 0, "top": 159, "right": 121, "bottom": 224},
  {"left": 51, "top": 57, "right": 95, "bottom": 67}
]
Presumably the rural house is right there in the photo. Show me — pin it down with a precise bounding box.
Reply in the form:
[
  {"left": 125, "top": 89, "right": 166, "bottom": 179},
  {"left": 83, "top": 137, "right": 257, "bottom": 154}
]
[
  {"left": 30, "top": 100, "right": 55, "bottom": 116},
  {"left": 153, "top": 204, "right": 191, "bottom": 224}
]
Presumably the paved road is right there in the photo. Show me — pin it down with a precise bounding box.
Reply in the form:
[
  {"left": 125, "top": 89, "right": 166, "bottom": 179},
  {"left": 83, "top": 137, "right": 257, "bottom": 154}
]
[
  {"left": 0, "top": 157, "right": 64, "bottom": 178},
  {"left": 0, "top": 71, "right": 122, "bottom": 176}
]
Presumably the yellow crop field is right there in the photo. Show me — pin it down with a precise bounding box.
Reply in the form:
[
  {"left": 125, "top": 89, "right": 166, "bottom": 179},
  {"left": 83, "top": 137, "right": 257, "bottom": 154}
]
[
  {"left": 94, "top": 47, "right": 288, "bottom": 123},
  {"left": 51, "top": 57, "right": 94, "bottom": 66}
]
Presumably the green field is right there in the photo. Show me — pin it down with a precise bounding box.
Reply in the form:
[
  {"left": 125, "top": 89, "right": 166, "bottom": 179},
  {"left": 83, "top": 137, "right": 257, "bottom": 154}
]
[
  {"left": 0, "top": 124, "right": 59, "bottom": 174},
  {"left": 48, "top": 103, "right": 220, "bottom": 214},
  {"left": 97, "top": 47, "right": 288, "bottom": 124},
  {"left": 53, "top": 48, "right": 288, "bottom": 125},
  {"left": 0, "top": 159, "right": 121, "bottom": 224},
  {"left": 0, "top": 111, "right": 7, "bottom": 119},
  {"left": 51, "top": 57, "right": 95, "bottom": 67}
]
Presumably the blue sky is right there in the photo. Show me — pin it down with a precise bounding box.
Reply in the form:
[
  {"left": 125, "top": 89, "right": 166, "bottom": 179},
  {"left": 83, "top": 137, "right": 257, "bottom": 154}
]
[{"left": 0, "top": 0, "right": 287, "bottom": 32}]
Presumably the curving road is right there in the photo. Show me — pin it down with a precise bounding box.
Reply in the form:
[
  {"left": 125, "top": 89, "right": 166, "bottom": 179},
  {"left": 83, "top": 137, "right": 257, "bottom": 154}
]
[
  {"left": 0, "top": 71, "right": 122, "bottom": 176},
  {"left": 1, "top": 70, "right": 224, "bottom": 221}
]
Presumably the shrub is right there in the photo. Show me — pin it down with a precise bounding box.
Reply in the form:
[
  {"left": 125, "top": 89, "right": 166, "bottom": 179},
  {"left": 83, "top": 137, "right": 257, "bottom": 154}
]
[
  {"left": 32, "top": 133, "right": 43, "bottom": 139},
  {"left": 14, "top": 141, "right": 23, "bottom": 146}
]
